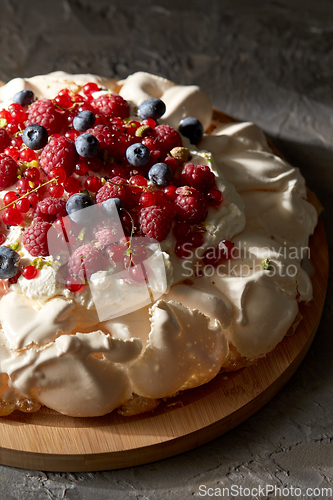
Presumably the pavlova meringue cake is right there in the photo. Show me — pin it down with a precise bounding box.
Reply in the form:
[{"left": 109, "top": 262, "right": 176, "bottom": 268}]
[{"left": 0, "top": 71, "right": 318, "bottom": 417}]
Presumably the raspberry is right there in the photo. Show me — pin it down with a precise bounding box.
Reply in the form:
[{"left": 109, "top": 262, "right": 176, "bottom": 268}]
[
  {"left": 68, "top": 244, "right": 105, "bottom": 279},
  {"left": 93, "top": 224, "right": 119, "bottom": 246},
  {"left": 22, "top": 221, "right": 51, "bottom": 257},
  {"left": 25, "top": 99, "right": 67, "bottom": 135},
  {"left": 0, "top": 128, "right": 10, "bottom": 153},
  {"left": 87, "top": 123, "right": 121, "bottom": 152},
  {"left": 153, "top": 124, "right": 182, "bottom": 153},
  {"left": 139, "top": 206, "right": 173, "bottom": 241},
  {"left": 0, "top": 153, "right": 18, "bottom": 189},
  {"left": 39, "top": 136, "right": 78, "bottom": 177},
  {"left": 96, "top": 176, "right": 133, "bottom": 208},
  {"left": 175, "top": 186, "right": 208, "bottom": 224},
  {"left": 90, "top": 94, "right": 130, "bottom": 119},
  {"left": 180, "top": 163, "right": 215, "bottom": 192},
  {"left": 33, "top": 197, "right": 67, "bottom": 223}
]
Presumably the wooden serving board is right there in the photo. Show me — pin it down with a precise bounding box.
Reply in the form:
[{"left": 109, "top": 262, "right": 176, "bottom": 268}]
[{"left": 0, "top": 216, "right": 327, "bottom": 472}]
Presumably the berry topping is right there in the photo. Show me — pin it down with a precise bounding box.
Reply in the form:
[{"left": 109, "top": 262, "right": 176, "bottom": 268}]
[
  {"left": 73, "top": 110, "right": 96, "bottom": 132},
  {"left": 22, "top": 221, "right": 51, "bottom": 257},
  {"left": 0, "top": 153, "right": 18, "bottom": 189},
  {"left": 12, "top": 89, "right": 35, "bottom": 107},
  {"left": 68, "top": 244, "right": 105, "bottom": 279},
  {"left": 66, "top": 192, "right": 95, "bottom": 223},
  {"left": 179, "top": 163, "right": 215, "bottom": 192},
  {"left": 40, "top": 136, "right": 78, "bottom": 177},
  {"left": 25, "top": 98, "right": 67, "bottom": 135},
  {"left": 178, "top": 117, "right": 204, "bottom": 144},
  {"left": 90, "top": 93, "right": 130, "bottom": 119},
  {"left": 75, "top": 133, "right": 100, "bottom": 158},
  {"left": 33, "top": 197, "right": 67, "bottom": 223},
  {"left": 22, "top": 265, "right": 38, "bottom": 280},
  {"left": 139, "top": 206, "right": 173, "bottom": 241},
  {"left": 148, "top": 162, "right": 173, "bottom": 186},
  {"left": 0, "top": 128, "right": 11, "bottom": 153},
  {"left": 0, "top": 246, "right": 20, "bottom": 279},
  {"left": 175, "top": 186, "right": 208, "bottom": 224},
  {"left": 137, "top": 98, "right": 166, "bottom": 120},
  {"left": 126, "top": 143, "right": 150, "bottom": 166},
  {"left": 22, "top": 124, "right": 49, "bottom": 150},
  {"left": 96, "top": 177, "right": 133, "bottom": 208}
]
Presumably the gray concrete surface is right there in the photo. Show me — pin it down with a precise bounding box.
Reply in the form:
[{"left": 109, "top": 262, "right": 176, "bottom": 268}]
[{"left": 0, "top": 0, "right": 332, "bottom": 498}]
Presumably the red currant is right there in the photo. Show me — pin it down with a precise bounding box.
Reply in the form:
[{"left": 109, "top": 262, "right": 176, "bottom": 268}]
[
  {"left": 164, "top": 184, "right": 177, "bottom": 201},
  {"left": 54, "top": 94, "right": 73, "bottom": 109},
  {"left": 164, "top": 156, "right": 178, "bottom": 173},
  {"left": 139, "top": 191, "right": 156, "bottom": 207},
  {"left": 84, "top": 176, "right": 102, "bottom": 193},
  {"left": 106, "top": 243, "right": 124, "bottom": 265},
  {"left": 129, "top": 175, "right": 147, "bottom": 187},
  {"left": 20, "top": 148, "right": 37, "bottom": 162},
  {"left": 27, "top": 192, "right": 40, "bottom": 207},
  {"left": 0, "top": 110, "right": 11, "bottom": 121},
  {"left": 202, "top": 247, "right": 220, "bottom": 266},
  {"left": 65, "top": 276, "right": 85, "bottom": 293},
  {"left": 11, "top": 136, "right": 23, "bottom": 148},
  {"left": 219, "top": 240, "right": 234, "bottom": 259},
  {"left": 49, "top": 183, "right": 65, "bottom": 198},
  {"left": 63, "top": 177, "right": 81, "bottom": 194},
  {"left": 175, "top": 241, "right": 193, "bottom": 259},
  {"left": 2, "top": 207, "right": 23, "bottom": 225},
  {"left": 129, "top": 264, "right": 146, "bottom": 282},
  {"left": 64, "top": 129, "right": 80, "bottom": 141},
  {"left": 48, "top": 167, "right": 67, "bottom": 183},
  {"left": 24, "top": 167, "right": 40, "bottom": 181},
  {"left": 16, "top": 178, "right": 30, "bottom": 194},
  {"left": 22, "top": 265, "right": 38, "bottom": 280},
  {"left": 82, "top": 82, "right": 99, "bottom": 96},
  {"left": 206, "top": 188, "right": 223, "bottom": 206},
  {"left": 0, "top": 233, "right": 6, "bottom": 245},
  {"left": 16, "top": 197, "right": 31, "bottom": 213},
  {"left": 85, "top": 157, "right": 103, "bottom": 172},
  {"left": 4, "top": 146, "right": 20, "bottom": 160},
  {"left": 189, "top": 232, "right": 204, "bottom": 248},
  {"left": 75, "top": 161, "right": 89, "bottom": 176},
  {"left": 6, "top": 122, "right": 19, "bottom": 135},
  {"left": 3, "top": 191, "right": 18, "bottom": 205},
  {"left": 142, "top": 118, "right": 156, "bottom": 129}
]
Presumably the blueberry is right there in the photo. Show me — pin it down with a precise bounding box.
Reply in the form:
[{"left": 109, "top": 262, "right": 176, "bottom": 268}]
[
  {"left": 22, "top": 124, "right": 48, "bottom": 150},
  {"left": 148, "top": 162, "right": 172, "bottom": 186},
  {"left": 126, "top": 143, "right": 150, "bottom": 166},
  {"left": 137, "top": 98, "right": 166, "bottom": 120},
  {"left": 101, "top": 197, "right": 123, "bottom": 217},
  {"left": 12, "top": 89, "right": 35, "bottom": 106},
  {"left": 73, "top": 110, "right": 96, "bottom": 132},
  {"left": 178, "top": 117, "right": 204, "bottom": 145},
  {"left": 0, "top": 246, "right": 20, "bottom": 279},
  {"left": 75, "top": 134, "right": 100, "bottom": 158},
  {"left": 66, "top": 193, "right": 95, "bottom": 223}
]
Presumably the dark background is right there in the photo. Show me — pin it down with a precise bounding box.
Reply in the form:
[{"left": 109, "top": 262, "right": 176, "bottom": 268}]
[{"left": 0, "top": 1, "right": 332, "bottom": 498}]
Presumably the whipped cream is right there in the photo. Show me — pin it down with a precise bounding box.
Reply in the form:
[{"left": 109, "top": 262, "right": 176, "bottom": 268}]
[{"left": 0, "top": 71, "right": 318, "bottom": 417}]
